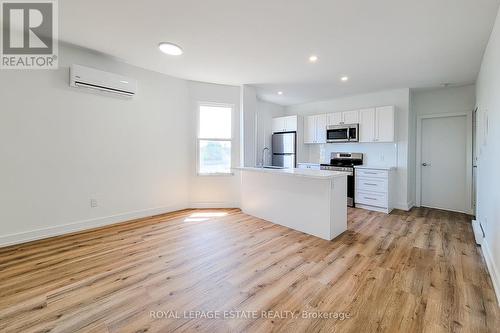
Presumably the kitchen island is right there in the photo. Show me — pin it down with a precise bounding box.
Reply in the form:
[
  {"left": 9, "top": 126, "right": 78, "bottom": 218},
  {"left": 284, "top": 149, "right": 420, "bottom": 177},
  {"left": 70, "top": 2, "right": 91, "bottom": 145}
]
[{"left": 238, "top": 167, "right": 349, "bottom": 240}]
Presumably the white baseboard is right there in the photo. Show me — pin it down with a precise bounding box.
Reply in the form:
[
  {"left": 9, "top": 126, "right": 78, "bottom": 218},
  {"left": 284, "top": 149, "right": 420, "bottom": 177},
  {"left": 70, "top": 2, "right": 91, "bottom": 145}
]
[
  {"left": 189, "top": 201, "right": 240, "bottom": 209},
  {"left": 416, "top": 203, "right": 472, "bottom": 215},
  {"left": 393, "top": 201, "right": 414, "bottom": 211},
  {"left": 481, "top": 238, "right": 500, "bottom": 306},
  {"left": 355, "top": 203, "right": 391, "bottom": 214},
  {"left": 0, "top": 203, "right": 187, "bottom": 248}
]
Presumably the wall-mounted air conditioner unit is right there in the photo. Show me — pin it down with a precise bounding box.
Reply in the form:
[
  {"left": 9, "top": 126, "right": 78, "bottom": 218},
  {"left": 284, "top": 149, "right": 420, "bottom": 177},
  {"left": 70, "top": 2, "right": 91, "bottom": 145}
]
[{"left": 70, "top": 64, "right": 137, "bottom": 97}]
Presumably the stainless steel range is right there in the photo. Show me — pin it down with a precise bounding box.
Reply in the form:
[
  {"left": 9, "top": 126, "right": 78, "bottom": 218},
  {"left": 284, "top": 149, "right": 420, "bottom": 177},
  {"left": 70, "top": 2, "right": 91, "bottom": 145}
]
[{"left": 320, "top": 152, "right": 363, "bottom": 207}]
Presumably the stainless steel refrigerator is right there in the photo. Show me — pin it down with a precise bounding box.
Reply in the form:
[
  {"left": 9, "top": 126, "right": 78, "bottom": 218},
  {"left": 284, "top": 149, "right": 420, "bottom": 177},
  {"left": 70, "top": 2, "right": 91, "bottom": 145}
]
[{"left": 272, "top": 132, "right": 296, "bottom": 168}]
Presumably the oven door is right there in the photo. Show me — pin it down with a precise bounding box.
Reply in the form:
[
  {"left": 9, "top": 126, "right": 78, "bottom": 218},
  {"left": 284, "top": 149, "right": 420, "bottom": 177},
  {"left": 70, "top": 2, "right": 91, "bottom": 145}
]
[{"left": 326, "top": 126, "right": 349, "bottom": 142}]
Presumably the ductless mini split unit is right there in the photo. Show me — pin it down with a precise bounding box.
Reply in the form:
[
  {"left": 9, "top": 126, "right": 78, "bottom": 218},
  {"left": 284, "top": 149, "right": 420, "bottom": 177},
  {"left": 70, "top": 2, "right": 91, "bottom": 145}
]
[{"left": 70, "top": 64, "right": 137, "bottom": 97}]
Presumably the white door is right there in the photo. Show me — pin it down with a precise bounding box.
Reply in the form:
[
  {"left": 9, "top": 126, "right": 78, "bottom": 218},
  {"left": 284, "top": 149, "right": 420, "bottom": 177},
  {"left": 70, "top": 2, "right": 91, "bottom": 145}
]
[
  {"left": 375, "top": 106, "right": 395, "bottom": 142},
  {"left": 359, "top": 108, "right": 375, "bottom": 142},
  {"left": 342, "top": 110, "right": 359, "bottom": 124},
  {"left": 472, "top": 108, "right": 478, "bottom": 215},
  {"left": 421, "top": 115, "right": 467, "bottom": 212}
]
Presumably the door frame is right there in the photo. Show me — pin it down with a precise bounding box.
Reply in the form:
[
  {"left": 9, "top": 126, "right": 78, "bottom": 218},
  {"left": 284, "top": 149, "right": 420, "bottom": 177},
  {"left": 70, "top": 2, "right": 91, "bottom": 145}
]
[{"left": 416, "top": 112, "right": 473, "bottom": 214}]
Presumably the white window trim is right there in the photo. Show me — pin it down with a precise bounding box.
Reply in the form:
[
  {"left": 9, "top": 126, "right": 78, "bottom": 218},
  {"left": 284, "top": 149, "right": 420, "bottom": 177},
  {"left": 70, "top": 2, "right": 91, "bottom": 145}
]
[{"left": 196, "top": 102, "right": 234, "bottom": 176}]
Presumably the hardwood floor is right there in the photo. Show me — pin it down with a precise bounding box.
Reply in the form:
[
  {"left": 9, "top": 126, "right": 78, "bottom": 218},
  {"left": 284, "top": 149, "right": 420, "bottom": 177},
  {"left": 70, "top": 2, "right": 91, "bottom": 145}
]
[{"left": 0, "top": 208, "right": 498, "bottom": 333}]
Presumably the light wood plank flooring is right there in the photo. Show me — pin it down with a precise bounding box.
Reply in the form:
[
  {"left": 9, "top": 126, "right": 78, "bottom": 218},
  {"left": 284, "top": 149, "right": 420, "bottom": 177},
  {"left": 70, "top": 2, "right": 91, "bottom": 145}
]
[{"left": 0, "top": 208, "right": 498, "bottom": 332}]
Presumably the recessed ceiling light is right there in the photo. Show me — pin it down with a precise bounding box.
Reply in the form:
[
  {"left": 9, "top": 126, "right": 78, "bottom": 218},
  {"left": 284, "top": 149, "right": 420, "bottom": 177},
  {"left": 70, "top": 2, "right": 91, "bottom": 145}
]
[
  {"left": 158, "top": 42, "right": 183, "bottom": 56},
  {"left": 309, "top": 55, "right": 318, "bottom": 63},
  {"left": 277, "top": 91, "right": 283, "bottom": 95},
  {"left": 340, "top": 76, "right": 349, "bottom": 82}
]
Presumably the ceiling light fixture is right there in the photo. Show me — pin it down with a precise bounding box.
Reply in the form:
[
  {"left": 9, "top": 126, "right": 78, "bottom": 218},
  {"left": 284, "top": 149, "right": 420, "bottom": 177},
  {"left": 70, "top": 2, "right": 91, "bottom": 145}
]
[
  {"left": 277, "top": 91, "right": 283, "bottom": 95},
  {"left": 340, "top": 76, "right": 349, "bottom": 82},
  {"left": 158, "top": 42, "right": 183, "bottom": 56},
  {"left": 309, "top": 55, "right": 318, "bottom": 63}
]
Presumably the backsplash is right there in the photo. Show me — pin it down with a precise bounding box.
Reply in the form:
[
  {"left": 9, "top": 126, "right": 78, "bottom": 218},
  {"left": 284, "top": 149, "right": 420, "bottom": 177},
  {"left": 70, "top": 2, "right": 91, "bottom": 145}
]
[{"left": 310, "top": 142, "right": 398, "bottom": 166}]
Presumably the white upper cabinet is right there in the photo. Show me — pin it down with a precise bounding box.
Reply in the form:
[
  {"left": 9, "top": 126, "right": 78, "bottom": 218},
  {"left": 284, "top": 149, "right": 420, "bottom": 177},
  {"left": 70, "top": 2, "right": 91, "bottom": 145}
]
[
  {"left": 304, "top": 114, "right": 326, "bottom": 144},
  {"left": 272, "top": 117, "right": 285, "bottom": 133},
  {"left": 315, "top": 114, "right": 327, "bottom": 143},
  {"left": 358, "top": 106, "right": 395, "bottom": 143},
  {"left": 327, "top": 110, "right": 359, "bottom": 126},
  {"left": 327, "top": 112, "right": 342, "bottom": 126},
  {"left": 285, "top": 115, "right": 298, "bottom": 132},
  {"left": 301, "top": 106, "right": 394, "bottom": 144},
  {"left": 359, "top": 108, "right": 376, "bottom": 142},
  {"left": 304, "top": 115, "right": 316, "bottom": 144},
  {"left": 342, "top": 110, "right": 359, "bottom": 124},
  {"left": 375, "top": 106, "right": 395, "bottom": 142},
  {"left": 272, "top": 115, "right": 297, "bottom": 133}
]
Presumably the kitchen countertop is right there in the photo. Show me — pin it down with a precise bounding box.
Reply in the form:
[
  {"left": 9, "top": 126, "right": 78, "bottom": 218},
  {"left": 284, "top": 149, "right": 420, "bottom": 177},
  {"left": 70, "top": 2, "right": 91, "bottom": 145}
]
[
  {"left": 354, "top": 165, "right": 396, "bottom": 171},
  {"left": 236, "top": 167, "right": 349, "bottom": 179}
]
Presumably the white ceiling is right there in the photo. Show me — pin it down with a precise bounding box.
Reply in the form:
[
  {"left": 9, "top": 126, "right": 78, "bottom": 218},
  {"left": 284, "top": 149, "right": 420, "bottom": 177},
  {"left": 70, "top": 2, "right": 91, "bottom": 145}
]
[{"left": 60, "top": 0, "right": 500, "bottom": 105}]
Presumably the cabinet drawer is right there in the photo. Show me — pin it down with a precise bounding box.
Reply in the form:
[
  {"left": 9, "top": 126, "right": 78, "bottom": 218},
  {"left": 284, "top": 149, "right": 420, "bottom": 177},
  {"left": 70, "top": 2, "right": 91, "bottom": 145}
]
[
  {"left": 297, "top": 163, "right": 320, "bottom": 170},
  {"left": 355, "top": 190, "right": 387, "bottom": 208},
  {"left": 356, "top": 177, "right": 387, "bottom": 193},
  {"left": 355, "top": 169, "right": 388, "bottom": 179}
]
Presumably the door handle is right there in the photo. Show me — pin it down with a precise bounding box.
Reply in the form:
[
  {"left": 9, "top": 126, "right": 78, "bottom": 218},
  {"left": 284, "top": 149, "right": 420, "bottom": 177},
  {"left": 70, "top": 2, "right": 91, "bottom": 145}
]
[{"left": 422, "top": 162, "right": 431, "bottom": 167}]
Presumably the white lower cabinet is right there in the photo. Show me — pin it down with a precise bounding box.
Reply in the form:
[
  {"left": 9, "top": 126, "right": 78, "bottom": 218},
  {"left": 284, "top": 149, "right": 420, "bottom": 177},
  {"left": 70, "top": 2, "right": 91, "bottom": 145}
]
[
  {"left": 356, "top": 190, "right": 388, "bottom": 208},
  {"left": 355, "top": 167, "right": 394, "bottom": 214}
]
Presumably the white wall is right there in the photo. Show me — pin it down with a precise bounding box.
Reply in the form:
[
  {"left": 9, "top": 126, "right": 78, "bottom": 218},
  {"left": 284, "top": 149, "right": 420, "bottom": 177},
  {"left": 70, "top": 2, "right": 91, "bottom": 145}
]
[
  {"left": 0, "top": 43, "right": 191, "bottom": 245},
  {"left": 475, "top": 7, "right": 500, "bottom": 302},
  {"left": 256, "top": 99, "right": 285, "bottom": 165},
  {"left": 187, "top": 81, "right": 241, "bottom": 208},
  {"left": 240, "top": 85, "right": 258, "bottom": 167},
  {"left": 411, "top": 85, "right": 476, "bottom": 116},
  {"left": 285, "top": 89, "right": 412, "bottom": 210},
  {"left": 408, "top": 92, "right": 417, "bottom": 207}
]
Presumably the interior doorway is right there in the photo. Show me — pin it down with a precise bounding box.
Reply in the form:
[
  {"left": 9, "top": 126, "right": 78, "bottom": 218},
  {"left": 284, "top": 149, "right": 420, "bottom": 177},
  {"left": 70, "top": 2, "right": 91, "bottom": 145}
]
[{"left": 416, "top": 112, "right": 472, "bottom": 214}]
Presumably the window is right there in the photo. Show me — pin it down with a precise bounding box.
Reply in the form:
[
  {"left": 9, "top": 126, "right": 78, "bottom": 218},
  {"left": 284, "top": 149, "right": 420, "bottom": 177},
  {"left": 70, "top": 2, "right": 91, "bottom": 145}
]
[{"left": 197, "top": 103, "right": 232, "bottom": 175}]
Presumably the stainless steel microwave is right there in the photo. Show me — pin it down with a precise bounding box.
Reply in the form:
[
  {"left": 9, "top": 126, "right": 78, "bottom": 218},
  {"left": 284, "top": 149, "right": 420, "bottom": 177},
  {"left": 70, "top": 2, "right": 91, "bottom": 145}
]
[{"left": 326, "top": 124, "right": 359, "bottom": 143}]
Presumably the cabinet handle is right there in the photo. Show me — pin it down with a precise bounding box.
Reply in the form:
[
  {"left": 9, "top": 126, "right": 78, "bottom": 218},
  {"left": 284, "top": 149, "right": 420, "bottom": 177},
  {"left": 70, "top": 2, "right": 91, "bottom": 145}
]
[
  {"left": 364, "top": 183, "right": 377, "bottom": 186},
  {"left": 364, "top": 172, "right": 377, "bottom": 174},
  {"left": 364, "top": 197, "right": 377, "bottom": 200}
]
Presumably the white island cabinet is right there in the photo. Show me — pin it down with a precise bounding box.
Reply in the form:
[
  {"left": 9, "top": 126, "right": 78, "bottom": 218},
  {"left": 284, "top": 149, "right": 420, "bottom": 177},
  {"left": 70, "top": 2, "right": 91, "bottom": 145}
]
[{"left": 238, "top": 167, "right": 348, "bottom": 240}]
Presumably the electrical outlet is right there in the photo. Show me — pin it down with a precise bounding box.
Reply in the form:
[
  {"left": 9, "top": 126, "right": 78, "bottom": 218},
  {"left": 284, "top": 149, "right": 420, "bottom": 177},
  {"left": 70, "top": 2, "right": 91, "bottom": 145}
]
[{"left": 90, "top": 199, "right": 98, "bottom": 208}]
